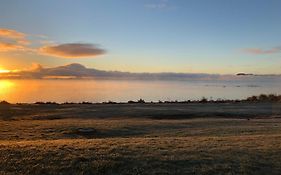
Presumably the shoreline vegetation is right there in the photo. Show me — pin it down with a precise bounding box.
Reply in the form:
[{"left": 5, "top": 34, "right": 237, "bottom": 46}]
[
  {"left": 1, "top": 94, "right": 281, "bottom": 105},
  {"left": 1, "top": 93, "right": 281, "bottom": 121}
]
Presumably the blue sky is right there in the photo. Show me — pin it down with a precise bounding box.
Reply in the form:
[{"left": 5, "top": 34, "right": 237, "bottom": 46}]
[{"left": 0, "top": 0, "right": 281, "bottom": 74}]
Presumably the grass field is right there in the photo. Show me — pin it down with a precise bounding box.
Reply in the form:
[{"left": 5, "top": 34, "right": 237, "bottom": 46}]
[{"left": 1, "top": 102, "right": 281, "bottom": 174}]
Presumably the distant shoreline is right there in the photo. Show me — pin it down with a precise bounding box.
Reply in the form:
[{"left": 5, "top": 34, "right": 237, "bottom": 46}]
[{"left": 1, "top": 94, "right": 281, "bottom": 105}]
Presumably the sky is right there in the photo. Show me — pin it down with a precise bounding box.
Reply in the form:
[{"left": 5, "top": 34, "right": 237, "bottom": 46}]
[{"left": 0, "top": 0, "right": 281, "bottom": 74}]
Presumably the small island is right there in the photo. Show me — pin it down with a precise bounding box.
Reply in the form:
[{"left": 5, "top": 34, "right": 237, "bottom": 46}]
[{"left": 236, "top": 72, "right": 254, "bottom": 76}]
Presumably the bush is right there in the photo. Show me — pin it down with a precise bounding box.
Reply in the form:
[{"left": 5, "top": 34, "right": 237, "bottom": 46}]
[
  {"left": 246, "top": 94, "right": 281, "bottom": 102},
  {"left": 137, "top": 99, "right": 145, "bottom": 103},
  {"left": 258, "top": 94, "right": 268, "bottom": 101},
  {"left": 200, "top": 97, "right": 208, "bottom": 103},
  {"left": 246, "top": 96, "right": 258, "bottom": 102},
  {"left": 0, "top": 100, "right": 10, "bottom": 105}
]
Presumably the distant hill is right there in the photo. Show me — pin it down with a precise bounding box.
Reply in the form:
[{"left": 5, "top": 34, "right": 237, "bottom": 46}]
[{"left": 1, "top": 63, "right": 281, "bottom": 81}]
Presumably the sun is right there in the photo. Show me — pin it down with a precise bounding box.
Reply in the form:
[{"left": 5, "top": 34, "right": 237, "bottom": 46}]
[
  {"left": 0, "top": 66, "right": 10, "bottom": 74},
  {"left": 0, "top": 69, "right": 10, "bottom": 73}
]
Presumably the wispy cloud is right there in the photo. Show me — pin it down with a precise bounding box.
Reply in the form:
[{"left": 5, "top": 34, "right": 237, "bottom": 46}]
[
  {"left": 243, "top": 47, "right": 281, "bottom": 55},
  {"left": 145, "top": 3, "right": 168, "bottom": 9},
  {"left": 0, "top": 28, "right": 30, "bottom": 46},
  {"left": 39, "top": 43, "right": 106, "bottom": 58},
  {"left": 0, "top": 28, "right": 31, "bottom": 52},
  {"left": 0, "top": 29, "right": 25, "bottom": 39},
  {"left": 145, "top": 0, "right": 174, "bottom": 10},
  {"left": 0, "top": 42, "right": 26, "bottom": 52},
  {"left": 0, "top": 28, "right": 106, "bottom": 58}
]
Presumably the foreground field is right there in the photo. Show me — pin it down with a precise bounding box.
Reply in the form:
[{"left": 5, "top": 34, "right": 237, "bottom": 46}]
[{"left": 1, "top": 103, "right": 281, "bottom": 174}]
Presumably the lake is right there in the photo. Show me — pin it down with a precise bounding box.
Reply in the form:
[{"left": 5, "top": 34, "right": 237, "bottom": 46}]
[{"left": 1, "top": 78, "right": 281, "bottom": 103}]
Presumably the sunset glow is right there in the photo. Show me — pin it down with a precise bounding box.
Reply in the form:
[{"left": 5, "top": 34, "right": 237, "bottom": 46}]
[
  {"left": 0, "top": 65, "right": 10, "bottom": 74},
  {"left": 1, "top": 1, "right": 281, "bottom": 174},
  {"left": 0, "top": 80, "right": 14, "bottom": 94},
  {"left": 0, "top": 69, "right": 10, "bottom": 73},
  {"left": 0, "top": 0, "right": 281, "bottom": 74}
]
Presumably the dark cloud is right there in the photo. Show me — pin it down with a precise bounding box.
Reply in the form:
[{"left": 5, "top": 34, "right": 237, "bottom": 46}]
[{"left": 39, "top": 43, "right": 106, "bottom": 58}]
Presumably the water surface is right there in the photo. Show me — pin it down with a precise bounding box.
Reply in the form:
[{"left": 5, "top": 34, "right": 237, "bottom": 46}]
[{"left": 1, "top": 79, "right": 281, "bottom": 103}]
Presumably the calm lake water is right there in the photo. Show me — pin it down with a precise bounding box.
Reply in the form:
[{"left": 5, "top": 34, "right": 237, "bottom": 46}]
[{"left": 1, "top": 78, "right": 281, "bottom": 103}]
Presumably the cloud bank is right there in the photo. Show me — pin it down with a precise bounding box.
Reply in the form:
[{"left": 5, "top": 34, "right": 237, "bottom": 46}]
[{"left": 0, "top": 63, "right": 269, "bottom": 81}]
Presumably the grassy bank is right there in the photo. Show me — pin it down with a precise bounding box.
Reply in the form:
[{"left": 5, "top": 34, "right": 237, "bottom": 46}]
[{"left": 1, "top": 103, "right": 281, "bottom": 174}]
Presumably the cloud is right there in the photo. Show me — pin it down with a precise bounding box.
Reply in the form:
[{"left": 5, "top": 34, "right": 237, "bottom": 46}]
[
  {"left": 145, "top": 0, "right": 174, "bottom": 10},
  {"left": 145, "top": 3, "right": 168, "bottom": 9},
  {"left": 0, "top": 28, "right": 30, "bottom": 46},
  {"left": 0, "top": 28, "right": 106, "bottom": 58},
  {"left": 0, "top": 63, "right": 229, "bottom": 80},
  {"left": 0, "top": 29, "right": 25, "bottom": 39},
  {"left": 39, "top": 43, "right": 106, "bottom": 58},
  {"left": 2, "top": 63, "right": 280, "bottom": 80},
  {"left": 0, "top": 28, "right": 31, "bottom": 52},
  {"left": 28, "top": 63, "right": 43, "bottom": 72},
  {"left": 243, "top": 47, "right": 281, "bottom": 55},
  {"left": 0, "top": 42, "right": 25, "bottom": 52}
]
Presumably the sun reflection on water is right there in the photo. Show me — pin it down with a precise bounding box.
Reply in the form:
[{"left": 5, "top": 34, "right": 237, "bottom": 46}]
[{"left": 0, "top": 80, "right": 14, "bottom": 96}]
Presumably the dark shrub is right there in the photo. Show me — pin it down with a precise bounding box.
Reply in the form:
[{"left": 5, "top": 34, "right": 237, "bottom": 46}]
[
  {"left": 138, "top": 99, "right": 145, "bottom": 103},
  {"left": 247, "top": 96, "right": 258, "bottom": 102},
  {"left": 200, "top": 97, "right": 208, "bottom": 103},
  {"left": 0, "top": 100, "right": 10, "bottom": 105},
  {"left": 258, "top": 94, "right": 268, "bottom": 101},
  {"left": 268, "top": 94, "right": 278, "bottom": 102}
]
